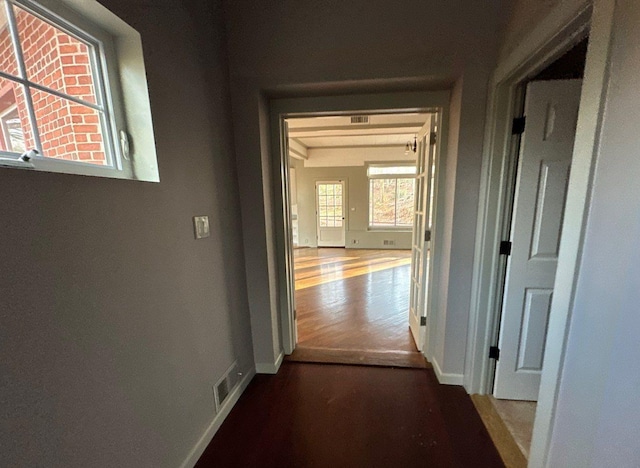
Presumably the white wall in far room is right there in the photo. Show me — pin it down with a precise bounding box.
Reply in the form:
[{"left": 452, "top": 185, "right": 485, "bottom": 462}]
[{"left": 293, "top": 158, "right": 414, "bottom": 250}]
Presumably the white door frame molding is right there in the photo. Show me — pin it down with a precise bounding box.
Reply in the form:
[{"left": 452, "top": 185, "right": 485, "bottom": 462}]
[
  {"left": 464, "top": 0, "right": 616, "bottom": 466},
  {"left": 269, "top": 91, "right": 450, "bottom": 356}
]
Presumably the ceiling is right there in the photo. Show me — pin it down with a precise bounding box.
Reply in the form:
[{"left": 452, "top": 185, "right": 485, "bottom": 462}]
[{"left": 287, "top": 113, "right": 430, "bottom": 149}]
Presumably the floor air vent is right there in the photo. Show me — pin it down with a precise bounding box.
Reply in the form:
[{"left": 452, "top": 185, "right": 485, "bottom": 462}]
[
  {"left": 214, "top": 362, "right": 239, "bottom": 411},
  {"left": 383, "top": 240, "right": 396, "bottom": 246}
]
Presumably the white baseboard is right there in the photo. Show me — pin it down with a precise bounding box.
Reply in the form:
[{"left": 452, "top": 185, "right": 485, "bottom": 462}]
[
  {"left": 180, "top": 368, "right": 256, "bottom": 468},
  {"left": 432, "top": 357, "right": 464, "bottom": 386},
  {"left": 255, "top": 350, "right": 284, "bottom": 374}
]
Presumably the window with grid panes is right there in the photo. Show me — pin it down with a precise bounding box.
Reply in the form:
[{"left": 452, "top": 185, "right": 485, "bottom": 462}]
[
  {"left": 317, "top": 182, "right": 344, "bottom": 228},
  {"left": 368, "top": 165, "right": 416, "bottom": 229},
  {"left": 0, "top": 0, "right": 130, "bottom": 175}
]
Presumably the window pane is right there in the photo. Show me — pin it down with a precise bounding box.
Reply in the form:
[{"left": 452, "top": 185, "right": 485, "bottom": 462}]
[
  {"left": 368, "top": 165, "right": 417, "bottom": 177},
  {"left": 0, "top": 76, "right": 33, "bottom": 153},
  {"left": 396, "top": 178, "right": 415, "bottom": 226},
  {"left": 14, "top": 5, "right": 98, "bottom": 105},
  {"left": 31, "top": 88, "right": 107, "bottom": 165},
  {"left": 0, "top": 2, "right": 19, "bottom": 78},
  {"left": 369, "top": 177, "right": 415, "bottom": 228},
  {"left": 370, "top": 178, "right": 397, "bottom": 226}
]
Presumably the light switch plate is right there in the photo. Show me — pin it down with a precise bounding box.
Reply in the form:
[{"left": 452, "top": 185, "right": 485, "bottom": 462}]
[{"left": 193, "top": 216, "right": 210, "bottom": 239}]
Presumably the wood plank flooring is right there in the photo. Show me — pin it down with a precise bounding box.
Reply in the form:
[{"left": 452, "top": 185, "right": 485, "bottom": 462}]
[
  {"left": 196, "top": 362, "right": 504, "bottom": 468},
  {"left": 291, "top": 248, "right": 423, "bottom": 367}
]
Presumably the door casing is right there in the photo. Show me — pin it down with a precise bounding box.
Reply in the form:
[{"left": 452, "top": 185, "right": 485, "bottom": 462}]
[
  {"left": 493, "top": 79, "right": 582, "bottom": 401},
  {"left": 465, "top": 0, "right": 616, "bottom": 466},
  {"left": 269, "top": 92, "right": 450, "bottom": 357}
]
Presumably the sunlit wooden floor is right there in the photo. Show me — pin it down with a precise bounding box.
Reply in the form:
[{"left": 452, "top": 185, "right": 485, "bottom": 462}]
[{"left": 290, "top": 248, "right": 426, "bottom": 368}]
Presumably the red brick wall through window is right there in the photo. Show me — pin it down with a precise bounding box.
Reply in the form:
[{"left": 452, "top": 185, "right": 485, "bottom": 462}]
[{"left": 0, "top": 6, "right": 106, "bottom": 165}]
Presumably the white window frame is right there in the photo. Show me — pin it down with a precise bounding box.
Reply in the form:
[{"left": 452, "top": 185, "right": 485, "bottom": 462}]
[
  {"left": 367, "top": 163, "right": 416, "bottom": 231},
  {"left": 0, "top": 0, "right": 159, "bottom": 181},
  {"left": 0, "top": 103, "right": 23, "bottom": 152}
]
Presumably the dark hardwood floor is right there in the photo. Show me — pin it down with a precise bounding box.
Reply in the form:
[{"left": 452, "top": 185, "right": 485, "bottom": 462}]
[
  {"left": 292, "top": 248, "right": 424, "bottom": 367},
  {"left": 196, "top": 362, "right": 504, "bottom": 468}
]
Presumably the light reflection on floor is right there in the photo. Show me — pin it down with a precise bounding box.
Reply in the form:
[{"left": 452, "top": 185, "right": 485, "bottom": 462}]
[{"left": 294, "top": 250, "right": 411, "bottom": 290}]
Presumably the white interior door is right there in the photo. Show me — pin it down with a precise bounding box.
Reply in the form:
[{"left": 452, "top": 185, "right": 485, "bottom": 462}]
[
  {"left": 409, "top": 116, "right": 436, "bottom": 351},
  {"left": 494, "top": 80, "right": 582, "bottom": 400},
  {"left": 282, "top": 122, "right": 297, "bottom": 348},
  {"left": 316, "top": 181, "right": 346, "bottom": 247}
]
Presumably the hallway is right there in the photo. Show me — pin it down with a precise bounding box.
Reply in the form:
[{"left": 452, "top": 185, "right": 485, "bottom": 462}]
[
  {"left": 196, "top": 362, "right": 504, "bottom": 467},
  {"left": 291, "top": 248, "right": 425, "bottom": 367}
]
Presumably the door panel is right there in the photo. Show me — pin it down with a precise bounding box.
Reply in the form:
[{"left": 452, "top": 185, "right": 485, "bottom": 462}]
[
  {"left": 494, "top": 80, "right": 582, "bottom": 400},
  {"left": 516, "top": 288, "right": 553, "bottom": 370},
  {"left": 316, "top": 181, "right": 346, "bottom": 247},
  {"left": 409, "top": 115, "right": 436, "bottom": 351},
  {"left": 530, "top": 160, "right": 571, "bottom": 259}
]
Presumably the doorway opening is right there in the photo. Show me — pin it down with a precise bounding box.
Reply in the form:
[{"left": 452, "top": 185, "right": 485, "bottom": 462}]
[
  {"left": 473, "top": 38, "right": 588, "bottom": 465},
  {"left": 281, "top": 111, "right": 439, "bottom": 368}
]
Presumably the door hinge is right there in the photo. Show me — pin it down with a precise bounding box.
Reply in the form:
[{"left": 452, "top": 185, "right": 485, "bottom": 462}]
[
  {"left": 293, "top": 309, "right": 297, "bottom": 320},
  {"left": 489, "top": 346, "right": 500, "bottom": 360},
  {"left": 512, "top": 116, "right": 526, "bottom": 135},
  {"left": 430, "top": 132, "right": 437, "bottom": 145},
  {"left": 499, "top": 241, "right": 512, "bottom": 256},
  {"left": 420, "top": 316, "right": 427, "bottom": 326},
  {"left": 424, "top": 230, "right": 431, "bottom": 242}
]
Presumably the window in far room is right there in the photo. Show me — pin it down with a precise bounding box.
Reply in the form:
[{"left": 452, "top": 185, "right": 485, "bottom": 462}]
[{"left": 368, "top": 164, "right": 416, "bottom": 229}]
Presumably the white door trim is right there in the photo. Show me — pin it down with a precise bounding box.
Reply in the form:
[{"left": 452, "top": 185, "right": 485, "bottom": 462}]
[
  {"left": 464, "top": 0, "right": 616, "bottom": 466},
  {"left": 269, "top": 91, "right": 450, "bottom": 356}
]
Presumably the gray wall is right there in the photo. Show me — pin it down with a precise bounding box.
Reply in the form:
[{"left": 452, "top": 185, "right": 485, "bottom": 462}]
[
  {"left": 547, "top": 1, "right": 640, "bottom": 465},
  {"left": 293, "top": 159, "right": 413, "bottom": 250},
  {"left": 0, "top": 0, "right": 254, "bottom": 466},
  {"left": 224, "top": 0, "right": 507, "bottom": 373},
  {"left": 498, "top": 0, "right": 565, "bottom": 62}
]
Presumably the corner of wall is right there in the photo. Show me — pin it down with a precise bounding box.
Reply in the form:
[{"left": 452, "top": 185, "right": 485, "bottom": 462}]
[
  {"left": 431, "top": 355, "right": 464, "bottom": 386},
  {"left": 255, "top": 349, "right": 284, "bottom": 374},
  {"left": 180, "top": 368, "right": 256, "bottom": 468}
]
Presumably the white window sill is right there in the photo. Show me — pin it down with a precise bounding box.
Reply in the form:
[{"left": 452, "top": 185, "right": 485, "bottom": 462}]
[
  {"left": 0, "top": 155, "right": 159, "bottom": 182},
  {"left": 367, "top": 227, "right": 413, "bottom": 233},
  {"left": 0, "top": 158, "right": 34, "bottom": 169}
]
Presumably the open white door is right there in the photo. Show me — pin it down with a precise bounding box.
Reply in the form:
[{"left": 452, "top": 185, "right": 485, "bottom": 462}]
[
  {"left": 316, "top": 181, "right": 346, "bottom": 247},
  {"left": 409, "top": 115, "right": 436, "bottom": 351},
  {"left": 494, "top": 80, "right": 582, "bottom": 400},
  {"left": 282, "top": 121, "right": 297, "bottom": 349}
]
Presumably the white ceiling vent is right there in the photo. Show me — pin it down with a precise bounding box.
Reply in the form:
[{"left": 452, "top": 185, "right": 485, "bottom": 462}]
[{"left": 350, "top": 115, "right": 369, "bottom": 124}]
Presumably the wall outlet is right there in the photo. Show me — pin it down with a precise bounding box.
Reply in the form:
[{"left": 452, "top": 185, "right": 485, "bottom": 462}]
[
  {"left": 193, "top": 216, "right": 210, "bottom": 239},
  {"left": 352, "top": 239, "right": 359, "bottom": 244}
]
